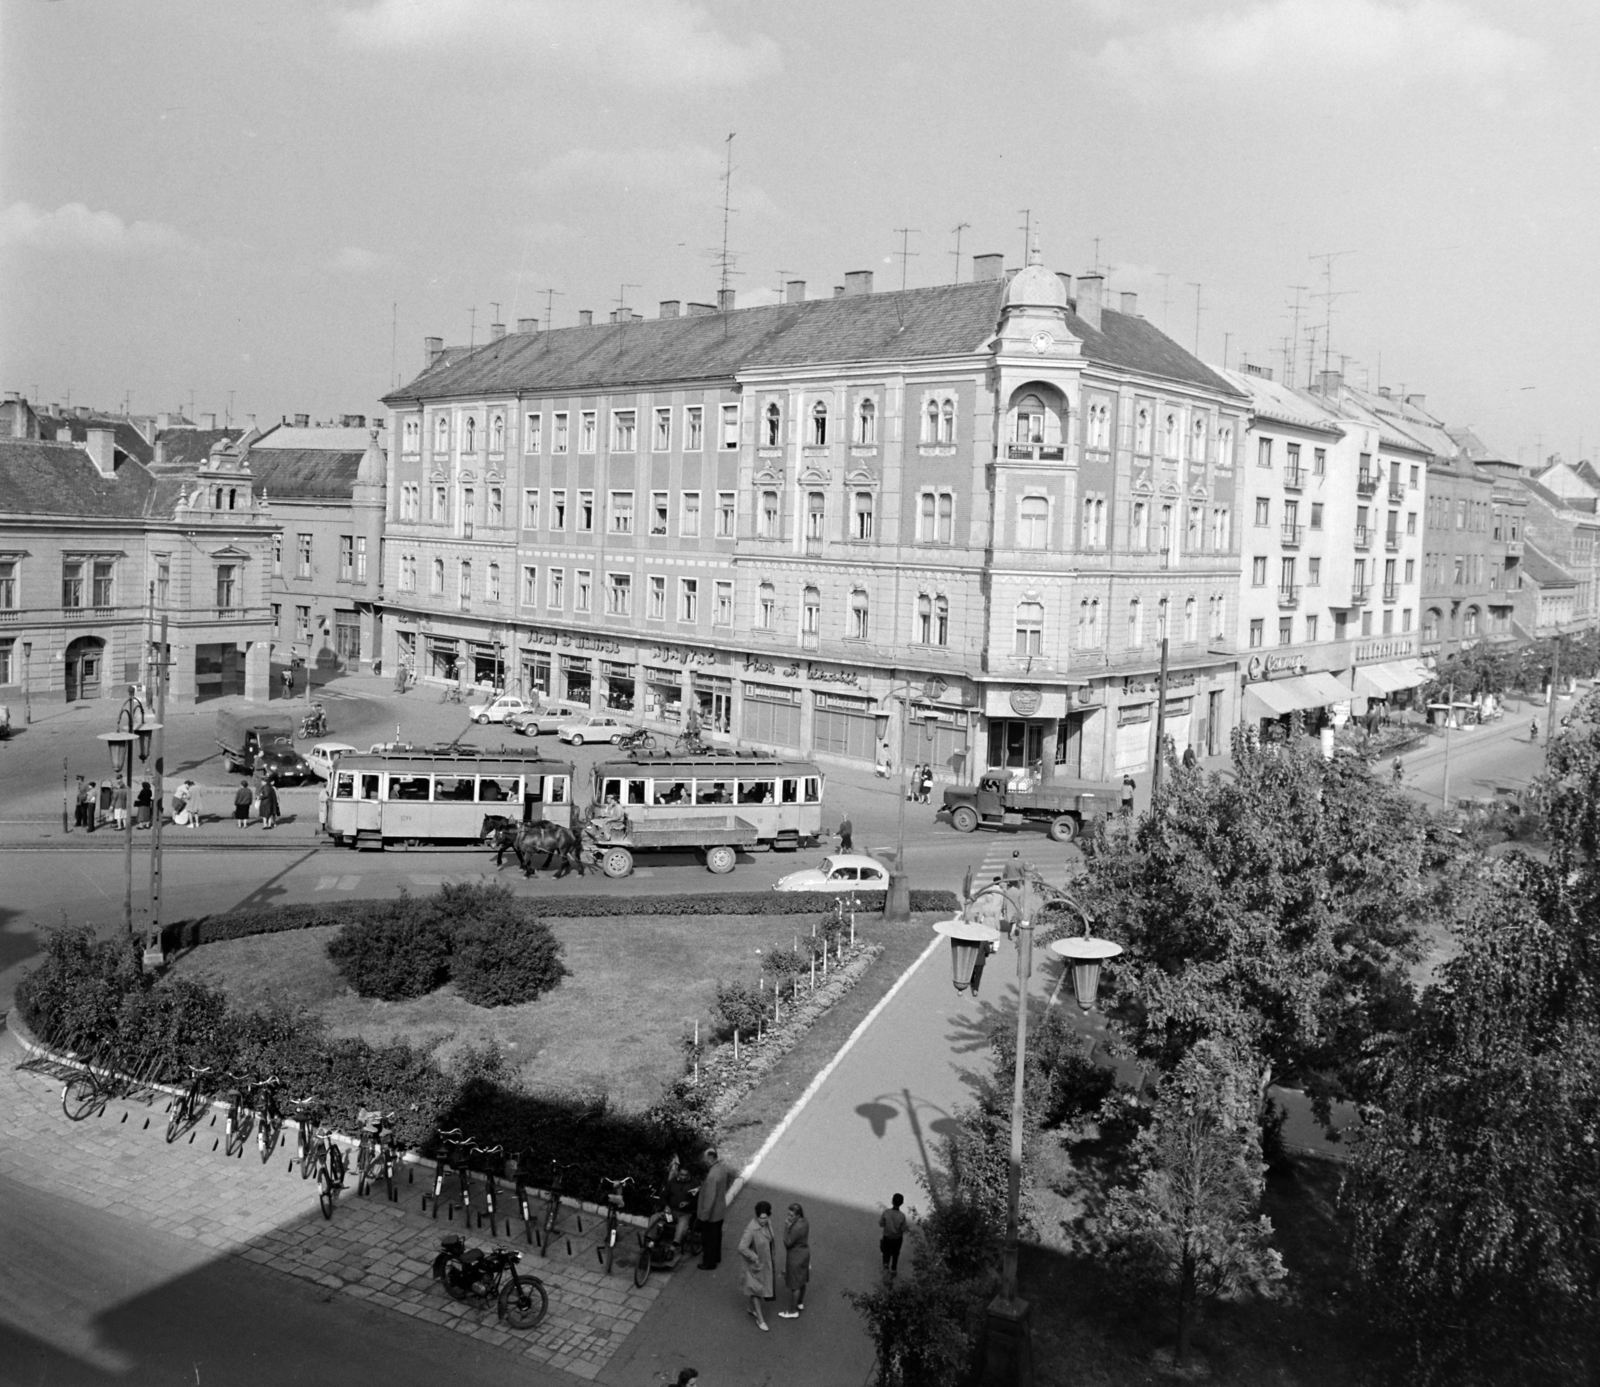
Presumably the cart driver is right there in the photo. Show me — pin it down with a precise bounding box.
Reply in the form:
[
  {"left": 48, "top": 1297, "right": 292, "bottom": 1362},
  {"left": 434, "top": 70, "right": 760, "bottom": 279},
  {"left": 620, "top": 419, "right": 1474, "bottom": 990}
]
[{"left": 584, "top": 794, "right": 625, "bottom": 851}]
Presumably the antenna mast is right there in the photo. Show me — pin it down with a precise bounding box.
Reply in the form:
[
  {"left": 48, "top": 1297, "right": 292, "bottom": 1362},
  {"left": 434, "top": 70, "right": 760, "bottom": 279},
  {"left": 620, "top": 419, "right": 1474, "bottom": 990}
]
[
  {"left": 1308, "top": 250, "right": 1357, "bottom": 385},
  {"left": 538, "top": 287, "right": 565, "bottom": 329},
  {"left": 1284, "top": 285, "right": 1308, "bottom": 390},
  {"left": 892, "top": 228, "right": 920, "bottom": 291},
  {"left": 1018, "top": 210, "right": 1032, "bottom": 264},
  {"left": 717, "top": 133, "right": 737, "bottom": 302},
  {"left": 1186, "top": 283, "right": 1203, "bottom": 356},
  {"left": 950, "top": 223, "right": 970, "bottom": 282},
  {"left": 391, "top": 303, "right": 399, "bottom": 387}
]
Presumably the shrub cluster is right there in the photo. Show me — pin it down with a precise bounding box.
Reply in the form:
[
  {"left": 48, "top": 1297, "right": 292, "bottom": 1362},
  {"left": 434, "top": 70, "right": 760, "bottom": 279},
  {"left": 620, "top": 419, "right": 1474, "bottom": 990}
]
[
  {"left": 325, "top": 882, "right": 569, "bottom": 1008},
  {"left": 160, "top": 887, "right": 961, "bottom": 953}
]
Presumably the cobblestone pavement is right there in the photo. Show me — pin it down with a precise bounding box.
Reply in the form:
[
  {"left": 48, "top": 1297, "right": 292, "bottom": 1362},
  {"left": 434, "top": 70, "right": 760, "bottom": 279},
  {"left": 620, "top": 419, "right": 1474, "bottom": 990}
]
[{"left": 0, "top": 1028, "right": 662, "bottom": 1381}]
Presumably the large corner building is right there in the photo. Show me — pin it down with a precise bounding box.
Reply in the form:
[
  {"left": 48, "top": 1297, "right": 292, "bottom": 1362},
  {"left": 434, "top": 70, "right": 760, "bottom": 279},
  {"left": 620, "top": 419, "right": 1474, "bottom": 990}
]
[{"left": 380, "top": 252, "right": 1247, "bottom": 780}]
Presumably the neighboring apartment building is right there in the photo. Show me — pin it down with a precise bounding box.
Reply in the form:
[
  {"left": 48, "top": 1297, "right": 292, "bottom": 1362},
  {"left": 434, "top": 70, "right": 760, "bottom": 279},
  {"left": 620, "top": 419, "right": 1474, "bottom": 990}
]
[
  {"left": 0, "top": 403, "right": 276, "bottom": 705},
  {"left": 1517, "top": 542, "right": 1580, "bottom": 636},
  {"left": 1516, "top": 462, "right": 1600, "bottom": 629},
  {"left": 244, "top": 417, "right": 388, "bottom": 679},
  {"left": 380, "top": 250, "right": 1247, "bottom": 780},
  {"left": 1225, "top": 367, "right": 1430, "bottom": 726}
]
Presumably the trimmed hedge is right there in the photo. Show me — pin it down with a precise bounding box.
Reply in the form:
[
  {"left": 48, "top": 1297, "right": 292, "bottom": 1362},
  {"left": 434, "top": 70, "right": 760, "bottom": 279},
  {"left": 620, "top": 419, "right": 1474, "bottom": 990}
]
[{"left": 161, "top": 888, "right": 961, "bottom": 953}]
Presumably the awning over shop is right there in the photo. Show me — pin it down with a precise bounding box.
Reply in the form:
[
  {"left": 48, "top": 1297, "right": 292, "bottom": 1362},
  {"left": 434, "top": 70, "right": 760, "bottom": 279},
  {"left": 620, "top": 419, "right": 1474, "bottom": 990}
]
[
  {"left": 1353, "top": 659, "right": 1432, "bottom": 698},
  {"left": 1242, "top": 671, "right": 1351, "bottom": 722}
]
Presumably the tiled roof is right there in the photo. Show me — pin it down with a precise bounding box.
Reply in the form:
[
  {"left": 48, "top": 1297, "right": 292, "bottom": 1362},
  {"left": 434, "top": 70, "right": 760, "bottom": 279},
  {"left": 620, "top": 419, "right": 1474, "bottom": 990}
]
[
  {"left": 1522, "top": 541, "right": 1577, "bottom": 588},
  {"left": 250, "top": 447, "right": 365, "bottom": 501},
  {"left": 153, "top": 427, "right": 244, "bottom": 473},
  {"left": 254, "top": 424, "right": 377, "bottom": 452},
  {"left": 0, "top": 438, "right": 157, "bottom": 519},
  {"left": 385, "top": 281, "right": 1242, "bottom": 404},
  {"left": 35, "top": 412, "right": 154, "bottom": 468},
  {"left": 1220, "top": 369, "right": 1345, "bottom": 434}
]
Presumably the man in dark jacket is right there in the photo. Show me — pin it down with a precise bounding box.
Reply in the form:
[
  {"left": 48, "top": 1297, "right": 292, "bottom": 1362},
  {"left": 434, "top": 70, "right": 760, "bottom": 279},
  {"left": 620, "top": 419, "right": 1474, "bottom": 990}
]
[{"left": 697, "top": 1147, "right": 732, "bottom": 1270}]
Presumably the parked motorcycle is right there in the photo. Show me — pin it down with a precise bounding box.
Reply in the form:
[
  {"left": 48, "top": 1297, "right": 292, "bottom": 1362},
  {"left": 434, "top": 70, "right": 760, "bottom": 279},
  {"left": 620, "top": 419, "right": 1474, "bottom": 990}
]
[{"left": 432, "top": 1235, "right": 548, "bottom": 1328}]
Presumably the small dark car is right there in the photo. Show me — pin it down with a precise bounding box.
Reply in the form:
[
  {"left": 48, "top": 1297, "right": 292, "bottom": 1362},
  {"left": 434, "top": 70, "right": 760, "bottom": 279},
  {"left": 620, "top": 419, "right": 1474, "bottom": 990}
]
[{"left": 257, "top": 744, "right": 317, "bottom": 786}]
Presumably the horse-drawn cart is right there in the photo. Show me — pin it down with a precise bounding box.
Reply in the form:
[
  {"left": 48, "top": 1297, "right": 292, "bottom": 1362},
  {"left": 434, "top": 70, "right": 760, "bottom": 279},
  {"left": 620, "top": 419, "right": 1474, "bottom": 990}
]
[{"left": 586, "top": 812, "right": 760, "bottom": 878}]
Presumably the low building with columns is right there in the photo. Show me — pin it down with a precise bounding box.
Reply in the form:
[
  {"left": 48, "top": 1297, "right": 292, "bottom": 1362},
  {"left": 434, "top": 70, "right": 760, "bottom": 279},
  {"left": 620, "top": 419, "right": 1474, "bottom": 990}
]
[{"left": 380, "top": 249, "right": 1246, "bottom": 781}]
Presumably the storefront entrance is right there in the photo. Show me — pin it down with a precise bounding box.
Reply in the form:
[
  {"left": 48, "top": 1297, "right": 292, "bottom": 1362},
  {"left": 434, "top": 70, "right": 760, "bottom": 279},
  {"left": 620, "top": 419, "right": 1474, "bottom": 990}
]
[
  {"left": 561, "top": 656, "right": 592, "bottom": 707},
  {"left": 428, "top": 638, "right": 459, "bottom": 680},
  {"left": 987, "top": 718, "right": 1044, "bottom": 771},
  {"left": 521, "top": 650, "right": 551, "bottom": 701},
  {"left": 604, "top": 662, "right": 635, "bottom": 712},
  {"left": 64, "top": 635, "right": 105, "bottom": 701},
  {"left": 644, "top": 668, "right": 684, "bottom": 723},
  {"left": 692, "top": 673, "right": 732, "bottom": 733}
]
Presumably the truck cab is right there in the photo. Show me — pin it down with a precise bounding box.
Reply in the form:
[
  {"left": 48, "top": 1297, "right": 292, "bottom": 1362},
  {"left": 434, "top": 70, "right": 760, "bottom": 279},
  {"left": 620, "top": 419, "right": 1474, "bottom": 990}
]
[{"left": 943, "top": 772, "right": 1118, "bottom": 842}]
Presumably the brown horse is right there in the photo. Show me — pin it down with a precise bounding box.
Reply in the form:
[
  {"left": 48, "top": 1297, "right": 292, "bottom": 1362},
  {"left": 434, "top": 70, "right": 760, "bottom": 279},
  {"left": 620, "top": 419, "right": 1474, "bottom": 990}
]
[{"left": 480, "top": 815, "right": 586, "bottom": 879}]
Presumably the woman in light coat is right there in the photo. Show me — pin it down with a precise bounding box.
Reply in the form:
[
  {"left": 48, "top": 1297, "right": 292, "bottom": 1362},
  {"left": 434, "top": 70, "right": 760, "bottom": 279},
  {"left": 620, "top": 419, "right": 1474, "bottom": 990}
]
[{"left": 737, "top": 1201, "right": 777, "bottom": 1331}]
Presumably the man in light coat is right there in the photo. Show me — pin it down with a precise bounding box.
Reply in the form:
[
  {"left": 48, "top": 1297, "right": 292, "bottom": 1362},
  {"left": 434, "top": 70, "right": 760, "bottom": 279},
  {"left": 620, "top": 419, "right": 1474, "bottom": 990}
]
[{"left": 697, "top": 1146, "right": 732, "bottom": 1271}]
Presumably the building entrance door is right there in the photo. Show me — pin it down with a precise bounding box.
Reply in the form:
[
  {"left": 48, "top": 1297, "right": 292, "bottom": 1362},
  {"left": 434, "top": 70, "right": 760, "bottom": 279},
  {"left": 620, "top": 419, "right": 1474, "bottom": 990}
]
[
  {"left": 65, "top": 636, "right": 105, "bottom": 701},
  {"left": 1206, "top": 690, "right": 1222, "bottom": 756},
  {"left": 987, "top": 719, "right": 1044, "bottom": 770}
]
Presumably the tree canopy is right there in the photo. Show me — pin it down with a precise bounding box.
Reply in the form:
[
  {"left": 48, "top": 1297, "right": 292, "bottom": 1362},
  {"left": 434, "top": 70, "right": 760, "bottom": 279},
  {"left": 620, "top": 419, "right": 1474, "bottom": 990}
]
[{"left": 1077, "top": 732, "right": 1446, "bottom": 1107}]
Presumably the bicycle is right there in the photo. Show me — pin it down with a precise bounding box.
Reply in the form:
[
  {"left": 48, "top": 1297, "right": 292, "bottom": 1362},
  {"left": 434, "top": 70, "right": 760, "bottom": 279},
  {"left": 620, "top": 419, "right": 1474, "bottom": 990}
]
[
  {"left": 470, "top": 1141, "right": 506, "bottom": 1233},
  {"left": 222, "top": 1073, "right": 254, "bottom": 1157},
  {"left": 165, "top": 1064, "right": 215, "bottom": 1144},
  {"left": 430, "top": 1126, "right": 472, "bottom": 1215},
  {"left": 356, "top": 1109, "right": 399, "bottom": 1198},
  {"left": 597, "top": 1175, "right": 633, "bottom": 1273},
  {"left": 306, "top": 1119, "right": 348, "bottom": 1220},
  {"left": 440, "top": 682, "right": 465, "bottom": 704},
  {"left": 633, "top": 1183, "right": 703, "bottom": 1288},
  {"left": 61, "top": 1036, "right": 158, "bottom": 1121},
  {"left": 539, "top": 1159, "right": 579, "bottom": 1256},
  {"left": 253, "top": 1075, "right": 283, "bottom": 1163}
]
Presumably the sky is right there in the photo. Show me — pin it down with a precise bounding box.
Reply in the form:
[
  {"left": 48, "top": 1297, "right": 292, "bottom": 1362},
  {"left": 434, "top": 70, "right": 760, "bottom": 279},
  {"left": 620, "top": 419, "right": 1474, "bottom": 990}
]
[{"left": 3, "top": 0, "right": 1597, "bottom": 465}]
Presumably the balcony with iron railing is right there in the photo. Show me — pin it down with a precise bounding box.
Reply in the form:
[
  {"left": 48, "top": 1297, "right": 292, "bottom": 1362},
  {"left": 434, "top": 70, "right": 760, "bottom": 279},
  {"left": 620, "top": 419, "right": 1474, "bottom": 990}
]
[
  {"left": 1280, "top": 524, "right": 1304, "bottom": 547},
  {"left": 1357, "top": 471, "right": 1378, "bottom": 496},
  {"left": 1005, "top": 444, "right": 1067, "bottom": 462},
  {"left": 1385, "top": 531, "right": 1401, "bottom": 551},
  {"left": 1349, "top": 583, "right": 1371, "bottom": 606},
  {"left": 1383, "top": 583, "right": 1399, "bottom": 602},
  {"left": 1283, "top": 466, "right": 1305, "bottom": 491},
  {"left": 1277, "top": 584, "right": 1301, "bottom": 608},
  {"left": 1354, "top": 525, "right": 1372, "bottom": 549},
  {"left": 1388, "top": 485, "right": 1405, "bottom": 503}
]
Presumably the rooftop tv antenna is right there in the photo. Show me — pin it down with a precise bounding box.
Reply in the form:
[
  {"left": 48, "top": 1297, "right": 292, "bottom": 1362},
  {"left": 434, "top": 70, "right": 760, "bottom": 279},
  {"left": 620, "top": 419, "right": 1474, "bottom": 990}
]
[
  {"left": 468, "top": 306, "right": 477, "bottom": 348},
  {"left": 1309, "top": 250, "right": 1357, "bottom": 384},
  {"left": 716, "top": 133, "right": 738, "bottom": 303},
  {"left": 950, "top": 223, "right": 970, "bottom": 282},
  {"left": 538, "top": 287, "right": 565, "bottom": 329},
  {"left": 615, "top": 284, "right": 640, "bottom": 318},
  {"left": 1158, "top": 272, "right": 1173, "bottom": 331},
  {"left": 892, "top": 228, "right": 920, "bottom": 291},
  {"left": 391, "top": 303, "right": 399, "bottom": 387},
  {"left": 1186, "top": 283, "right": 1203, "bottom": 356},
  {"left": 1018, "top": 209, "right": 1032, "bottom": 263},
  {"left": 1284, "top": 285, "right": 1309, "bottom": 388}
]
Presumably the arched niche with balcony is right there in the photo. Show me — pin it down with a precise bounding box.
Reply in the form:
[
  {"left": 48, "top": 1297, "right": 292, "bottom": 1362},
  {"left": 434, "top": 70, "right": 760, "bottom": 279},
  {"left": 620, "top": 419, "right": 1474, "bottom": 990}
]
[{"left": 1004, "top": 383, "right": 1067, "bottom": 462}]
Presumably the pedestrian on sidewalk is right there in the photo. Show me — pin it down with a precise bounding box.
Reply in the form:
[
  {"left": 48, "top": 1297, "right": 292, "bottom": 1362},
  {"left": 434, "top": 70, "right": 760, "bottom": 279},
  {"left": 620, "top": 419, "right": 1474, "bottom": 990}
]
[
  {"left": 110, "top": 778, "right": 129, "bottom": 831},
  {"left": 135, "top": 778, "right": 153, "bottom": 829},
  {"left": 738, "top": 1201, "right": 776, "bottom": 1331},
  {"left": 73, "top": 776, "right": 89, "bottom": 828},
  {"left": 778, "top": 1202, "right": 809, "bottom": 1318},
  {"left": 838, "top": 814, "right": 853, "bottom": 852},
  {"left": 1531, "top": 717, "right": 1541, "bottom": 742},
  {"left": 234, "top": 778, "right": 253, "bottom": 828},
  {"left": 83, "top": 779, "right": 98, "bottom": 833},
  {"left": 1121, "top": 774, "right": 1136, "bottom": 818},
  {"left": 1182, "top": 744, "right": 1198, "bottom": 771},
  {"left": 258, "top": 777, "right": 280, "bottom": 830},
  {"left": 696, "top": 1147, "right": 732, "bottom": 1270},
  {"left": 172, "top": 780, "right": 197, "bottom": 827},
  {"left": 1393, "top": 757, "right": 1404, "bottom": 785},
  {"left": 281, "top": 667, "right": 294, "bottom": 699},
  {"left": 879, "top": 1193, "right": 908, "bottom": 1275},
  {"left": 674, "top": 1370, "right": 699, "bottom": 1387}
]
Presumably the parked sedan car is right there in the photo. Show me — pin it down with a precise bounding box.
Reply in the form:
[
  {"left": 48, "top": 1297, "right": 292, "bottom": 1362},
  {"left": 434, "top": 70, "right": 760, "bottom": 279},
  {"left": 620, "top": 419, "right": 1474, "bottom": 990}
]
[
  {"left": 557, "top": 714, "right": 632, "bottom": 745},
  {"left": 467, "top": 693, "right": 536, "bottom": 725},
  {"left": 305, "top": 741, "right": 358, "bottom": 780},
  {"left": 258, "top": 745, "right": 318, "bottom": 787},
  {"left": 773, "top": 854, "right": 891, "bottom": 892},
  {"left": 507, "top": 710, "right": 550, "bottom": 737}
]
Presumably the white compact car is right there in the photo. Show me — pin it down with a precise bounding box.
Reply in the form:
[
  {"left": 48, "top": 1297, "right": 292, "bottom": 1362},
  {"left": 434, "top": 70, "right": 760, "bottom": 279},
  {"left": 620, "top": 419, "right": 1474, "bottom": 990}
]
[
  {"left": 468, "top": 694, "right": 536, "bottom": 725},
  {"left": 305, "top": 741, "right": 359, "bottom": 780},
  {"left": 773, "top": 854, "right": 892, "bottom": 892},
  {"left": 556, "top": 714, "right": 630, "bottom": 745}
]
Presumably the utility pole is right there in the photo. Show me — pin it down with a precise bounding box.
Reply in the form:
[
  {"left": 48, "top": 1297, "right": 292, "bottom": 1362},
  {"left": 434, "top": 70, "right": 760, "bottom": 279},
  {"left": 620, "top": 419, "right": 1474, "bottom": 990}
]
[
  {"left": 1548, "top": 639, "right": 1562, "bottom": 744},
  {"left": 149, "top": 612, "right": 168, "bottom": 954},
  {"left": 950, "top": 223, "right": 970, "bottom": 282},
  {"left": 1151, "top": 636, "right": 1171, "bottom": 800},
  {"left": 892, "top": 228, "right": 920, "bottom": 291}
]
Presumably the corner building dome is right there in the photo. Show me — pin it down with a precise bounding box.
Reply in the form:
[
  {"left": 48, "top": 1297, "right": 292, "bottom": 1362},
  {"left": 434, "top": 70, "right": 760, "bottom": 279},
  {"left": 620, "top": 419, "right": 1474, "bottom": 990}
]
[{"left": 1004, "top": 262, "right": 1068, "bottom": 311}]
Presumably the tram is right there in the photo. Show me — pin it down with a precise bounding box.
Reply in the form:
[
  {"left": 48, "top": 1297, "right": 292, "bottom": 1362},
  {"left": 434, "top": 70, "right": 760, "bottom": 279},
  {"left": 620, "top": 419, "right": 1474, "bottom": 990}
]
[
  {"left": 584, "top": 751, "right": 825, "bottom": 876},
  {"left": 326, "top": 749, "right": 575, "bottom": 850}
]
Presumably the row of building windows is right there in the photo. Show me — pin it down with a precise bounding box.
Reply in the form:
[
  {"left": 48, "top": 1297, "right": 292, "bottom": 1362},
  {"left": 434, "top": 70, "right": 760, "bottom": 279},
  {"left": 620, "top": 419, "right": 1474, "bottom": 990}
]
[
  {"left": 1070, "top": 594, "right": 1229, "bottom": 651},
  {"left": 403, "top": 403, "right": 747, "bottom": 459},
  {"left": 1427, "top": 494, "right": 1492, "bottom": 533},
  {"left": 0, "top": 556, "right": 199, "bottom": 612},
  {"left": 1249, "top": 607, "right": 1415, "bottom": 647},
  {"left": 1423, "top": 552, "right": 1495, "bottom": 589},
  {"left": 269, "top": 533, "right": 367, "bottom": 581},
  {"left": 1249, "top": 555, "right": 1415, "bottom": 591}
]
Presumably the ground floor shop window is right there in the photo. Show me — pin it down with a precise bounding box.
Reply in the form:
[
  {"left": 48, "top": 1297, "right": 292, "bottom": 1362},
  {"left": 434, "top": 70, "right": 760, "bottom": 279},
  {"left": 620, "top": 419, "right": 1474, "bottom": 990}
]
[
  {"left": 987, "top": 719, "right": 1044, "bottom": 771},
  {"left": 644, "top": 669, "right": 684, "bottom": 722},
  {"left": 472, "top": 645, "right": 503, "bottom": 688},
  {"left": 428, "top": 639, "right": 459, "bottom": 680},
  {"left": 604, "top": 663, "right": 635, "bottom": 711},
  {"left": 813, "top": 692, "right": 875, "bottom": 761},
  {"left": 1114, "top": 703, "right": 1152, "bottom": 773},
  {"left": 521, "top": 651, "right": 551, "bottom": 700},
  {"left": 562, "top": 657, "right": 592, "bottom": 706},
  {"left": 692, "top": 674, "right": 732, "bottom": 733},
  {"left": 334, "top": 611, "right": 360, "bottom": 665},
  {"left": 742, "top": 682, "right": 802, "bottom": 747}
]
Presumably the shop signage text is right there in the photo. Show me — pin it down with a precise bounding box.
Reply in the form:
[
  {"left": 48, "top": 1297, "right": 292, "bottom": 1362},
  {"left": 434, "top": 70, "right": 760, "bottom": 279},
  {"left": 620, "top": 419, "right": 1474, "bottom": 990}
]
[
  {"left": 1245, "top": 653, "right": 1306, "bottom": 681},
  {"left": 1123, "top": 672, "right": 1198, "bottom": 694},
  {"left": 739, "top": 653, "right": 862, "bottom": 688},
  {"left": 649, "top": 643, "right": 717, "bottom": 668},
  {"left": 523, "top": 626, "right": 623, "bottom": 656},
  {"left": 1353, "top": 637, "right": 1416, "bottom": 663}
]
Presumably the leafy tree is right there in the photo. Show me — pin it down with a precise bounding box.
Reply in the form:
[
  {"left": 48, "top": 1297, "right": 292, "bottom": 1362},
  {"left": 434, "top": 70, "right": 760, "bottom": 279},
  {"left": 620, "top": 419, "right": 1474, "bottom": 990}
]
[
  {"left": 1092, "top": 1040, "right": 1285, "bottom": 1365},
  {"left": 1077, "top": 731, "right": 1440, "bottom": 1114}
]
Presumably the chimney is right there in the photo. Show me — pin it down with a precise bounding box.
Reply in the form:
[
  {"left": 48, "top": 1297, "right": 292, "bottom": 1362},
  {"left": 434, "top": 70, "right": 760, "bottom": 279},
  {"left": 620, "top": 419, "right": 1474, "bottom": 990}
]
[
  {"left": 659, "top": 300, "right": 680, "bottom": 319},
  {"left": 489, "top": 321, "right": 506, "bottom": 341},
  {"left": 75, "top": 404, "right": 91, "bottom": 419},
  {"left": 156, "top": 411, "right": 173, "bottom": 431},
  {"left": 10, "top": 403, "right": 25, "bottom": 439},
  {"left": 294, "top": 413, "right": 310, "bottom": 428},
  {"left": 1377, "top": 385, "right": 1391, "bottom": 398},
  {"left": 607, "top": 310, "right": 619, "bottom": 324},
  {"left": 1317, "top": 370, "right": 1343, "bottom": 396},
  {"left": 785, "top": 280, "right": 806, "bottom": 304},
  {"left": 833, "top": 286, "right": 844, "bottom": 298},
  {"left": 1244, "top": 363, "right": 1274, "bottom": 381},
  {"left": 1120, "top": 291, "right": 1138, "bottom": 315},
  {"left": 842, "top": 271, "right": 873, "bottom": 297},
  {"left": 716, "top": 288, "right": 736, "bottom": 312},
  {"left": 516, "top": 317, "right": 538, "bottom": 333},
  {"left": 84, "top": 426, "right": 117, "bottom": 478},
  {"left": 686, "top": 302, "right": 715, "bottom": 316},
  {"left": 1075, "top": 272, "right": 1104, "bottom": 330},
  {"left": 1405, "top": 393, "right": 1426, "bottom": 411},
  {"left": 245, "top": 414, "right": 257, "bottom": 432},
  {"left": 972, "top": 253, "right": 1005, "bottom": 283},
  {"left": 425, "top": 335, "right": 444, "bottom": 366},
  {"left": 1057, "top": 273, "right": 1073, "bottom": 300},
  {"left": 579, "top": 310, "right": 593, "bottom": 327},
  {"left": 200, "top": 412, "right": 217, "bottom": 430}
]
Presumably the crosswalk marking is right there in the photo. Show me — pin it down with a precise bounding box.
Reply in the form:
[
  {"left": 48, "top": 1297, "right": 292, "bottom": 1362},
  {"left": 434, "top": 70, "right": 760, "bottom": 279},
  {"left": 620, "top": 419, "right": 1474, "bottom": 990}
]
[
  {"left": 972, "top": 837, "right": 1075, "bottom": 890},
  {"left": 313, "top": 874, "right": 362, "bottom": 892}
]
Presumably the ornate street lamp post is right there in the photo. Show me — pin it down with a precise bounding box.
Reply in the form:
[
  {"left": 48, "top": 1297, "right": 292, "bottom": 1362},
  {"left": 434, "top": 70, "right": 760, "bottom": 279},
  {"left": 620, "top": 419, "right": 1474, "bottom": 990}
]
[{"left": 97, "top": 687, "right": 158, "bottom": 939}]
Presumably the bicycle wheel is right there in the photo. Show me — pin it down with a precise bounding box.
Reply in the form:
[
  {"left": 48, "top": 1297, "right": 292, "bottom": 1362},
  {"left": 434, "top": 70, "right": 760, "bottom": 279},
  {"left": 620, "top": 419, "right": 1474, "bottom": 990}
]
[
  {"left": 258, "top": 1112, "right": 280, "bottom": 1163},
  {"left": 632, "top": 1237, "right": 653, "bottom": 1288},
  {"left": 356, "top": 1136, "right": 373, "bottom": 1194},
  {"left": 541, "top": 1200, "right": 559, "bottom": 1256},
  {"left": 319, "top": 1169, "right": 334, "bottom": 1220},
  {"left": 165, "top": 1093, "right": 190, "bottom": 1144},
  {"left": 499, "top": 1275, "right": 548, "bottom": 1330},
  {"left": 62, "top": 1073, "right": 102, "bottom": 1122},
  {"left": 329, "top": 1144, "right": 347, "bottom": 1189},
  {"left": 298, "top": 1133, "right": 314, "bottom": 1179}
]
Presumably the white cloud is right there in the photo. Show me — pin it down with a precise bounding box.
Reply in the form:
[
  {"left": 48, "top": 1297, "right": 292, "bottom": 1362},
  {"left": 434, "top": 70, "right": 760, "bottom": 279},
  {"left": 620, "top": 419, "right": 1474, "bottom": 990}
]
[
  {"left": 335, "top": 0, "right": 779, "bottom": 89},
  {"left": 0, "top": 201, "right": 191, "bottom": 254},
  {"left": 330, "top": 245, "right": 399, "bottom": 274},
  {"left": 529, "top": 144, "right": 778, "bottom": 219},
  {"left": 1078, "top": 0, "right": 1541, "bottom": 95}
]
